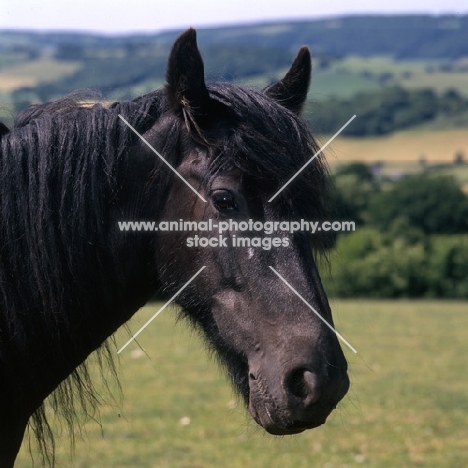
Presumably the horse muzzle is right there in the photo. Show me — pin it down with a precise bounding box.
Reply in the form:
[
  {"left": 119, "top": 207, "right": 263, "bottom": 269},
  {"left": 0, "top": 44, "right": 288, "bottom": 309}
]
[{"left": 247, "top": 362, "right": 350, "bottom": 435}]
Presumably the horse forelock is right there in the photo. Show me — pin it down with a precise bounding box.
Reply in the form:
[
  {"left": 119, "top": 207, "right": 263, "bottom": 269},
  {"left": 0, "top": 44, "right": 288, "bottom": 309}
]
[{"left": 205, "top": 83, "right": 331, "bottom": 231}]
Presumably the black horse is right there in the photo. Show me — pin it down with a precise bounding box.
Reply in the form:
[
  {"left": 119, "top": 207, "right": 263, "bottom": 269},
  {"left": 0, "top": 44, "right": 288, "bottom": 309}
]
[{"left": 0, "top": 29, "right": 349, "bottom": 466}]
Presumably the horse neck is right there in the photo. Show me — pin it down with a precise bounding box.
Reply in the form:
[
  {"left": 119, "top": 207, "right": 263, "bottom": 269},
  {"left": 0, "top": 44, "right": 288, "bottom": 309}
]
[{"left": 0, "top": 120, "right": 160, "bottom": 422}]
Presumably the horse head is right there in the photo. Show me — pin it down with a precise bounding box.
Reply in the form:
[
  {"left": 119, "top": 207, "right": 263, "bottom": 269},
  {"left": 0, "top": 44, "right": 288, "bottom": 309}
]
[{"left": 133, "top": 29, "right": 350, "bottom": 435}]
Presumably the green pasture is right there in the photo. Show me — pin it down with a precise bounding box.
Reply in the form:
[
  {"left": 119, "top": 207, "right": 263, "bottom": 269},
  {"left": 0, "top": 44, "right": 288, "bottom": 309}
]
[
  {"left": 309, "top": 70, "right": 381, "bottom": 101},
  {"left": 400, "top": 71, "right": 468, "bottom": 97},
  {"left": 332, "top": 56, "right": 431, "bottom": 76},
  {"left": 16, "top": 300, "right": 468, "bottom": 467},
  {"left": 311, "top": 55, "right": 468, "bottom": 99}
]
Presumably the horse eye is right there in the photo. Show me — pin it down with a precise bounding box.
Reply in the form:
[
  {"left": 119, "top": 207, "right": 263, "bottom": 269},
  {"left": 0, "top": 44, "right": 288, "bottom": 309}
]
[{"left": 211, "top": 191, "right": 237, "bottom": 212}]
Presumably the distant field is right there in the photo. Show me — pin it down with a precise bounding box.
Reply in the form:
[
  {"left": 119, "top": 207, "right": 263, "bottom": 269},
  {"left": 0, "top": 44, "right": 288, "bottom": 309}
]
[
  {"left": 0, "top": 57, "right": 81, "bottom": 91},
  {"left": 325, "top": 129, "right": 468, "bottom": 164},
  {"left": 400, "top": 71, "right": 468, "bottom": 97},
  {"left": 333, "top": 56, "right": 431, "bottom": 76},
  {"left": 310, "top": 69, "right": 381, "bottom": 100},
  {"left": 16, "top": 300, "right": 468, "bottom": 467},
  {"left": 315, "top": 56, "right": 468, "bottom": 98},
  {"left": 326, "top": 129, "right": 468, "bottom": 190}
]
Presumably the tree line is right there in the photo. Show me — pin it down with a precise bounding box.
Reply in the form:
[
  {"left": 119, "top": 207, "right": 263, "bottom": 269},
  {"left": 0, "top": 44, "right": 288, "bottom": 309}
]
[
  {"left": 321, "top": 164, "right": 468, "bottom": 298},
  {"left": 306, "top": 87, "right": 468, "bottom": 136}
]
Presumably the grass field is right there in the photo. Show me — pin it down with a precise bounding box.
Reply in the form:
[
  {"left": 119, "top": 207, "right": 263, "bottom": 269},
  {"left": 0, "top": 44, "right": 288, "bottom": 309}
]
[{"left": 16, "top": 300, "right": 468, "bottom": 467}]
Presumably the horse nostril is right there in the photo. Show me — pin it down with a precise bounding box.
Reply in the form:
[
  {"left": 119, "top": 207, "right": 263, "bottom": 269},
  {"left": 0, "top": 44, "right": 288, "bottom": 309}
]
[
  {"left": 286, "top": 368, "right": 321, "bottom": 406},
  {"left": 249, "top": 372, "right": 257, "bottom": 381},
  {"left": 303, "top": 370, "right": 322, "bottom": 406}
]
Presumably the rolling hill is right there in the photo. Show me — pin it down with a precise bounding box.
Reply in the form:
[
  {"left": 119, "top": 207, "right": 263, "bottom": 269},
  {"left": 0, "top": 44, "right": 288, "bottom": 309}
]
[{"left": 1, "top": 15, "right": 468, "bottom": 132}]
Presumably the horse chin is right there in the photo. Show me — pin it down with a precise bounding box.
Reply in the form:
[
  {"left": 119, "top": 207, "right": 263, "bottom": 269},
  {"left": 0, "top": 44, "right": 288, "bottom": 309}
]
[
  {"left": 249, "top": 401, "right": 329, "bottom": 435},
  {"left": 247, "top": 387, "right": 331, "bottom": 436}
]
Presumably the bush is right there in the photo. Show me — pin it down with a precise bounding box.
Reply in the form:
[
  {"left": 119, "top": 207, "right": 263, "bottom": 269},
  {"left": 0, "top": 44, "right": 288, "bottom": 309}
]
[
  {"left": 427, "top": 235, "right": 468, "bottom": 298},
  {"left": 333, "top": 163, "right": 377, "bottom": 224},
  {"left": 322, "top": 227, "right": 468, "bottom": 298},
  {"left": 368, "top": 174, "right": 468, "bottom": 234}
]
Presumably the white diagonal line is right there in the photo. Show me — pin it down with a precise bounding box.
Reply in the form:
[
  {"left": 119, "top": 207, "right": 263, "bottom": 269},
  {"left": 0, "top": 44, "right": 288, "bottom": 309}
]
[
  {"left": 117, "top": 266, "right": 206, "bottom": 354},
  {"left": 118, "top": 114, "right": 207, "bottom": 203},
  {"left": 268, "top": 115, "right": 356, "bottom": 202},
  {"left": 269, "top": 266, "right": 357, "bottom": 353}
]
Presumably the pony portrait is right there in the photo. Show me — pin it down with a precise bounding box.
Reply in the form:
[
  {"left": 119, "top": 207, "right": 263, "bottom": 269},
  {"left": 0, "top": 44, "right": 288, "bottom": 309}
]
[{"left": 0, "top": 29, "right": 349, "bottom": 466}]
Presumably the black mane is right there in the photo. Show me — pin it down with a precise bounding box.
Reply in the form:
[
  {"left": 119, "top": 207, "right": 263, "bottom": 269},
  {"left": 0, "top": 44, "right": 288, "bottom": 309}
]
[{"left": 0, "top": 91, "right": 168, "bottom": 462}]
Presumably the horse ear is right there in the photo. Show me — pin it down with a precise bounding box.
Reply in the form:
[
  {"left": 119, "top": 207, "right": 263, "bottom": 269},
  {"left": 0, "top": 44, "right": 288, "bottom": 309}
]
[
  {"left": 264, "top": 46, "right": 311, "bottom": 114},
  {"left": 166, "top": 28, "right": 210, "bottom": 116}
]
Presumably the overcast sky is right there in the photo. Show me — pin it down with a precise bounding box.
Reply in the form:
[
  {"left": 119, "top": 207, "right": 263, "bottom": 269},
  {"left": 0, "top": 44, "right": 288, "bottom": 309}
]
[{"left": 1, "top": 0, "right": 467, "bottom": 34}]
